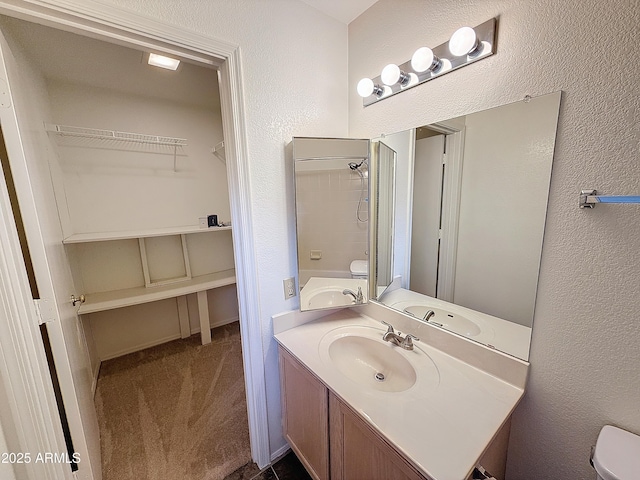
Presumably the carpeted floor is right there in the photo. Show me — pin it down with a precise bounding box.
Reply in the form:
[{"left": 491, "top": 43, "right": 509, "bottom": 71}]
[{"left": 95, "top": 322, "right": 251, "bottom": 480}]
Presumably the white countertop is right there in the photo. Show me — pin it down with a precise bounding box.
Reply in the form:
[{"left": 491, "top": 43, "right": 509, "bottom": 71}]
[{"left": 274, "top": 308, "right": 525, "bottom": 480}]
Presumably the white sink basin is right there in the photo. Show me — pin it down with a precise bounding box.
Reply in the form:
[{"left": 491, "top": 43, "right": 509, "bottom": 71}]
[
  {"left": 404, "top": 305, "right": 481, "bottom": 337},
  {"left": 328, "top": 336, "right": 416, "bottom": 392},
  {"left": 318, "top": 325, "right": 440, "bottom": 393},
  {"left": 307, "top": 288, "right": 356, "bottom": 309}
]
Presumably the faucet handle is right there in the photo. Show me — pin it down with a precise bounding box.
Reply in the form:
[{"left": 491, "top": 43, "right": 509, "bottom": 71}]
[
  {"left": 401, "top": 333, "right": 420, "bottom": 349},
  {"left": 381, "top": 320, "right": 395, "bottom": 334}
]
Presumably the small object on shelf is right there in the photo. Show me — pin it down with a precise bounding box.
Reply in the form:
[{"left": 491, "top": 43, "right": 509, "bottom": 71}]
[{"left": 207, "top": 214, "right": 218, "bottom": 227}]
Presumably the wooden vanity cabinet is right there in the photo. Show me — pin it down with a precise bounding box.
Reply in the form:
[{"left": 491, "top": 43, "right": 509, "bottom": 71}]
[
  {"left": 279, "top": 347, "right": 330, "bottom": 480},
  {"left": 278, "top": 346, "right": 508, "bottom": 480},
  {"left": 279, "top": 346, "right": 426, "bottom": 480},
  {"left": 329, "top": 393, "right": 427, "bottom": 480}
]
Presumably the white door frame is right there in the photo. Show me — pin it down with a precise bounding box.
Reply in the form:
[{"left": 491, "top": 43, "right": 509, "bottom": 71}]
[{"left": 0, "top": 0, "right": 270, "bottom": 473}]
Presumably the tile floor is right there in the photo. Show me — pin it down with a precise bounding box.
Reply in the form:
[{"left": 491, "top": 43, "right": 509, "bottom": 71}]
[{"left": 223, "top": 450, "right": 312, "bottom": 480}]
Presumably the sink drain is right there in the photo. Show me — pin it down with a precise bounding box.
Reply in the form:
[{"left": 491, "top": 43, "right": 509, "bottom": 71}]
[{"left": 374, "top": 372, "right": 385, "bottom": 382}]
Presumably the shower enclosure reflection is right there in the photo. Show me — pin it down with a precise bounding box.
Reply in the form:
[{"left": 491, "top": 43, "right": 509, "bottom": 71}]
[
  {"left": 292, "top": 137, "right": 370, "bottom": 311},
  {"left": 370, "top": 141, "right": 396, "bottom": 300}
]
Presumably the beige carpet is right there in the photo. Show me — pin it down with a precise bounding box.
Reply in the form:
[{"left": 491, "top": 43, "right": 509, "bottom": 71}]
[{"left": 95, "top": 322, "right": 251, "bottom": 480}]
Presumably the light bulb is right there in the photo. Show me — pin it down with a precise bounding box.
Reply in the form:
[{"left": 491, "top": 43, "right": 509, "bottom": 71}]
[
  {"left": 357, "top": 78, "right": 375, "bottom": 97},
  {"left": 381, "top": 63, "right": 410, "bottom": 86},
  {"left": 381, "top": 64, "right": 401, "bottom": 85},
  {"left": 411, "top": 47, "right": 440, "bottom": 73},
  {"left": 448, "top": 26, "right": 479, "bottom": 56},
  {"left": 357, "top": 78, "right": 383, "bottom": 98}
]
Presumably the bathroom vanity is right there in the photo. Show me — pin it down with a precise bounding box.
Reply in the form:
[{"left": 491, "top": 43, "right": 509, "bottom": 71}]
[
  {"left": 283, "top": 93, "right": 562, "bottom": 479},
  {"left": 274, "top": 302, "right": 528, "bottom": 480}
]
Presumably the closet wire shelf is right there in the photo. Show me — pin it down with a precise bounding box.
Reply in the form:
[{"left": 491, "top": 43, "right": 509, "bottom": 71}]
[
  {"left": 45, "top": 123, "right": 188, "bottom": 171},
  {"left": 45, "top": 123, "right": 188, "bottom": 147},
  {"left": 580, "top": 189, "right": 640, "bottom": 208}
]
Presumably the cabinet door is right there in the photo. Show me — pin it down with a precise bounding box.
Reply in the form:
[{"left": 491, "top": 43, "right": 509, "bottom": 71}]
[
  {"left": 329, "top": 393, "right": 427, "bottom": 480},
  {"left": 279, "top": 347, "right": 329, "bottom": 480}
]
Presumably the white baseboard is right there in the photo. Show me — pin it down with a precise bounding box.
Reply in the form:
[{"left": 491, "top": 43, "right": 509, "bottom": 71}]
[
  {"left": 98, "top": 317, "right": 240, "bottom": 361},
  {"left": 99, "top": 333, "right": 182, "bottom": 361},
  {"left": 189, "top": 315, "right": 239, "bottom": 335},
  {"left": 91, "top": 360, "right": 101, "bottom": 397},
  {"left": 270, "top": 443, "right": 291, "bottom": 463}
]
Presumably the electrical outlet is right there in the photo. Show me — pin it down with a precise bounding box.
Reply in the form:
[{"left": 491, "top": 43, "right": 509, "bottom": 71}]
[{"left": 283, "top": 277, "right": 296, "bottom": 300}]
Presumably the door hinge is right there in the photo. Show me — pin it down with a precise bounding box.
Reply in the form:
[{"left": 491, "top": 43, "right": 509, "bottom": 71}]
[
  {"left": 442, "top": 153, "right": 447, "bottom": 165},
  {"left": 33, "top": 298, "right": 56, "bottom": 325},
  {"left": 438, "top": 229, "right": 443, "bottom": 239}
]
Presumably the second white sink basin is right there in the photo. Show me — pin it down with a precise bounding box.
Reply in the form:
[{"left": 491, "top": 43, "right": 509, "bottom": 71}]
[
  {"left": 318, "top": 325, "right": 440, "bottom": 394},
  {"left": 404, "top": 305, "right": 481, "bottom": 337},
  {"left": 307, "top": 288, "right": 356, "bottom": 309}
]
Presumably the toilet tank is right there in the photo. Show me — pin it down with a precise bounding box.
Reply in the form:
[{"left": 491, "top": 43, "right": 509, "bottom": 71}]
[
  {"left": 349, "top": 259, "right": 368, "bottom": 278},
  {"left": 592, "top": 425, "right": 640, "bottom": 480}
]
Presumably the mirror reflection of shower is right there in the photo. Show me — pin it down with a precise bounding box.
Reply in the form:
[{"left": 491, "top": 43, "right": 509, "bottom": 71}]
[
  {"left": 292, "top": 137, "right": 371, "bottom": 312},
  {"left": 348, "top": 159, "right": 369, "bottom": 223}
]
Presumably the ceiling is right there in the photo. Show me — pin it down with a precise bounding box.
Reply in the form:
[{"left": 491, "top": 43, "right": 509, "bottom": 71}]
[
  {"left": 0, "top": 1, "right": 378, "bottom": 108},
  {"left": 0, "top": 16, "right": 221, "bottom": 110},
  {"left": 299, "top": 0, "right": 377, "bottom": 24}
]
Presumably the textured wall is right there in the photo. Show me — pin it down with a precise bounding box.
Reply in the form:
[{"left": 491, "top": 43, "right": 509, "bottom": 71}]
[
  {"left": 47, "top": 80, "right": 228, "bottom": 234},
  {"left": 350, "top": 1, "right": 640, "bottom": 479},
  {"left": 72, "top": 0, "right": 350, "bottom": 456}
]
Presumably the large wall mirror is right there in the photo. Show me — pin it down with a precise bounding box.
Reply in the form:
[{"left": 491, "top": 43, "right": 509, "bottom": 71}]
[
  {"left": 372, "top": 91, "right": 562, "bottom": 360},
  {"left": 293, "top": 137, "right": 371, "bottom": 311}
]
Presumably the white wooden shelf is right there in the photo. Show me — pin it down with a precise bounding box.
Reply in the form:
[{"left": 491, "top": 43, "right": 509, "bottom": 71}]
[
  {"left": 77, "top": 269, "right": 236, "bottom": 315},
  {"left": 63, "top": 225, "right": 232, "bottom": 244}
]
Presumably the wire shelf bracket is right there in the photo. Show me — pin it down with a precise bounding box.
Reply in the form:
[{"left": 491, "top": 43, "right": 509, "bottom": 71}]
[
  {"left": 211, "top": 141, "right": 225, "bottom": 164},
  {"left": 580, "top": 189, "right": 640, "bottom": 209}
]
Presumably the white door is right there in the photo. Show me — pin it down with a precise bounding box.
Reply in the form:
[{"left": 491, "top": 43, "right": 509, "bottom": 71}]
[
  {"left": 0, "top": 29, "right": 100, "bottom": 480},
  {"left": 409, "top": 135, "right": 445, "bottom": 297}
]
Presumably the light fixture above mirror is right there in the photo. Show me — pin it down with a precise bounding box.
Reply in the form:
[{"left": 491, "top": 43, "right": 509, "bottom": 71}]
[{"left": 357, "top": 18, "right": 497, "bottom": 106}]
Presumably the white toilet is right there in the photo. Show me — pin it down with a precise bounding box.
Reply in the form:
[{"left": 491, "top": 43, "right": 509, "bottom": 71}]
[
  {"left": 349, "top": 259, "right": 368, "bottom": 279},
  {"left": 591, "top": 425, "right": 640, "bottom": 480}
]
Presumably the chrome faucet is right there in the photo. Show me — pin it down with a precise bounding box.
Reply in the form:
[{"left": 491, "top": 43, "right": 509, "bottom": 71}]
[
  {"left": 381, "top": 321, "right": 419, "bottom": 350},
  {"left": 422, "top": 310, "right": 435, "bottom": 322},
  {"left": 342, "top": 286, "right": 364, "bottom": 304}
]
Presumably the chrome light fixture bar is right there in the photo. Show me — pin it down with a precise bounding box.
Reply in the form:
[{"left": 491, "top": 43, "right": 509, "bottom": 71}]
[{"left": 358, "top": 18, "right": 497, "bottom": 107}]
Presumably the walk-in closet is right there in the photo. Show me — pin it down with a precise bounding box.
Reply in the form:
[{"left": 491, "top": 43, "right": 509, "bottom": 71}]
[{"left": 0, "top": 15, "right": 250, "bottom": 479}]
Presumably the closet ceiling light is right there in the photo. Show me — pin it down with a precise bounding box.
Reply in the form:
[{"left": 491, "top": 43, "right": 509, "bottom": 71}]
[{"left": 148, "top": 53, "right": 181, "bottom": 70}]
